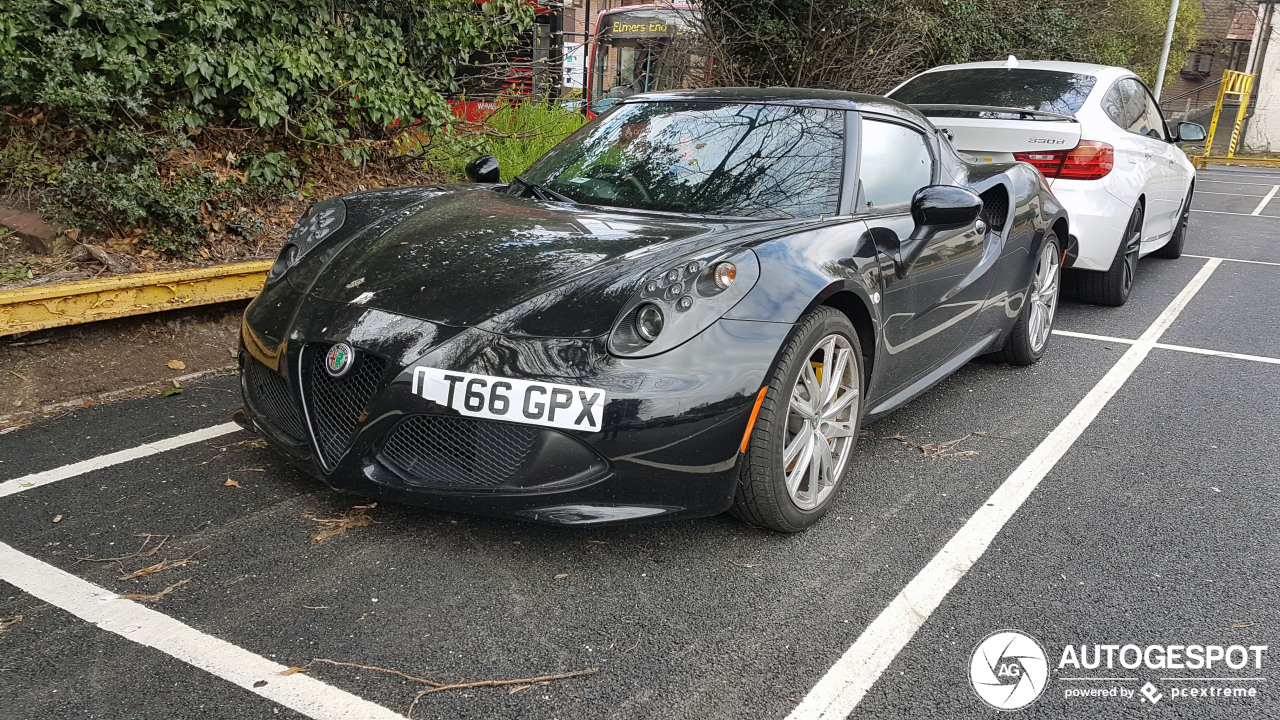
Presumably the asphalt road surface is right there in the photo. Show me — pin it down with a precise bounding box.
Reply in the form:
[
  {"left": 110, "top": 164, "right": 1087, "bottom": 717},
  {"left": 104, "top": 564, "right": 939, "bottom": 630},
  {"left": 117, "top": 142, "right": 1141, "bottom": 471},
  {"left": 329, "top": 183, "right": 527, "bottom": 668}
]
[{"left": 1, "top": 166, "right": 1276, "bottom": 720}]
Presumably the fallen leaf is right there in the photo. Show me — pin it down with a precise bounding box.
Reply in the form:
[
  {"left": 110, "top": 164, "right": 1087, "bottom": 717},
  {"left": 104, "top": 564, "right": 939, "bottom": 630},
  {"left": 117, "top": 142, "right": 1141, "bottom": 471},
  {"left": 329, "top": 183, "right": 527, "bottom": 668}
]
[
  {"left": 554, "top": 573, "right": 568, "bottom": 580},
  {"left": 119, "top": 578, "right": 190, "bottom": 603},
  {"left": 52, "top": 515, "right": 62, "bottom": 523},
  {"left": 160, "top": 388, "right": 182, "bottom": 397},
  {"left": 224, "top": 478, "right": 240, "bottom": 487},
  {"left": 167, "top": 360, "right": 186, "bottom": 370},
  {"left": 280, "top": 667, "right": 309, "bottom": 676},
  {"left": 1232, "top": 622, "right": 1255, "bottom": 629}
]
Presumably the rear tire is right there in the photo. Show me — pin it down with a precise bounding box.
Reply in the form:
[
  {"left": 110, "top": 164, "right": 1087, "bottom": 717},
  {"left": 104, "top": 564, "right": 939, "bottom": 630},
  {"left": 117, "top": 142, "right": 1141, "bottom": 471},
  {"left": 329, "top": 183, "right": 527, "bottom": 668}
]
[
  {"left": 1070, "top": 203, "right": 1142, "bottom": 306},
  {"left": 998, "top": 232, "right": 1061, "bottom": 366},
  {"left": 1152, "top": 186, "right": 1192, "bottom": 259},
  {"left": 731, "top": 307, "right": 864, "bottom": 533}
]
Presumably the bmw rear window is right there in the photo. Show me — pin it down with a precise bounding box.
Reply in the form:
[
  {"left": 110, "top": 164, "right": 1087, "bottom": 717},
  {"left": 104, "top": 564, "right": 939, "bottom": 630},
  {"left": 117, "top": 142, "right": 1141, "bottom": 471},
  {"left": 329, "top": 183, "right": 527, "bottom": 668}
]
[{"left": 890, "top": 68, "right": 1098, "bottom": 116}]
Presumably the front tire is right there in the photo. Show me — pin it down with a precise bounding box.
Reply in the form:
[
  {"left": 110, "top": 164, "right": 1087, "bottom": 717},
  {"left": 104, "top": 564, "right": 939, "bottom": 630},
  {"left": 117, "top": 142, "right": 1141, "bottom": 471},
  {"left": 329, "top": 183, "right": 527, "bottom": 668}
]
[
  {"left": 1070, "top": 203, "right": 1142, "bottom": 306},
  {"left": 731, "top": 307, "right": 864, "bottom": 532},
  {"left": 997, "top": 232, "right": 1061, "bottom": 366}
]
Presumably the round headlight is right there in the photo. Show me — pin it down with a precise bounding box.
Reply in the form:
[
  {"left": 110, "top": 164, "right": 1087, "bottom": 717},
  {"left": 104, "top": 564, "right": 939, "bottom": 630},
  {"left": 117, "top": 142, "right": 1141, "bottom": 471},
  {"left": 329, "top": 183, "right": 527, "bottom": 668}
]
[
  {"left": 635, "top": 304, "right": 664, "bottom": 342},
  {"left": 714, "top": 262, "right": 737, "bottom": 289}
]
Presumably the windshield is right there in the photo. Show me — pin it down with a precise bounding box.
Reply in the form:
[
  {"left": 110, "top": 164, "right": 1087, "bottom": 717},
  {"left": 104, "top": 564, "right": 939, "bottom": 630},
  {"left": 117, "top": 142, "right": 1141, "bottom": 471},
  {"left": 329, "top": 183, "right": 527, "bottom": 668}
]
[
  {"left": 890, "top": 68, "right": 1098, "bottom": 116},
  {"left": 519, "top": 101, "right": 845, "bottom": 219},
  {"left": 589, "top": 8, "right": 708, "bottom": 115}
]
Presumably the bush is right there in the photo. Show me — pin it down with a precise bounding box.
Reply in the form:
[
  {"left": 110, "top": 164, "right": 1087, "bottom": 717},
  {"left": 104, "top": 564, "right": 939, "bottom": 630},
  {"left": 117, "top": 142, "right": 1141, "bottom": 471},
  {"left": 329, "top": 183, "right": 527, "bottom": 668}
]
[{"left": 0, "top": 0, "right": 537, "bottom": 253}]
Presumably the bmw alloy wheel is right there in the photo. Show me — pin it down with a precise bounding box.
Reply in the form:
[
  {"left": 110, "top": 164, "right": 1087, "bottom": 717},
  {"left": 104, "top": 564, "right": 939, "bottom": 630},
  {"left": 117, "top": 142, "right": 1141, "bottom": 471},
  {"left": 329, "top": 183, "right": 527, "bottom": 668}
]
[
  {"left": 1028, "top": 241, "right": 1061, "bottom": 353},
  {"left": 783, "top": 334, "right": 860, "bottom": 510}
]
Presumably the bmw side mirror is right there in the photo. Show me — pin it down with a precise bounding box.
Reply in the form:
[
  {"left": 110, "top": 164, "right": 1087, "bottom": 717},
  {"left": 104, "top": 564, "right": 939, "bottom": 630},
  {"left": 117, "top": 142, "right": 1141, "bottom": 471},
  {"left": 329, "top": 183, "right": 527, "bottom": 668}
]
[
  {"left": 465, "top": 155, "right": 501, "bottom": 183},
  {"left": 1175, "top": 122, "right": 1207, "bottom": 143},
  {"left": 896, "top": 185, "right": 983, "bottom": 276}
]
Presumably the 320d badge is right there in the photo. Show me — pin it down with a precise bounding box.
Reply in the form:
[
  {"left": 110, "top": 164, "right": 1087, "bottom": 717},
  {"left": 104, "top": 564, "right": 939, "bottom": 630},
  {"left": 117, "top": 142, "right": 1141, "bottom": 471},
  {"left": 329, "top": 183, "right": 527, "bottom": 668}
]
[{"left": 236, "top": 88, "right": 1069, "bottom": 531}]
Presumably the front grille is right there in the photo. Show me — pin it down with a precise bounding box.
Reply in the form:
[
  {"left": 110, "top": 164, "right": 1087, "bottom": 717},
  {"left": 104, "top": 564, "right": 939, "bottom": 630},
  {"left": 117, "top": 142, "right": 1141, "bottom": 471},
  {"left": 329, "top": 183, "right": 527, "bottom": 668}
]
[
  {"left": 304, "top": 346, "right": 386, "bottom": 468},
  {"left": 243, "top": 357, "right": 306, "bottom": 442},
  {"left": 379, "top": 415, "right": 539, "bottom": 489}
]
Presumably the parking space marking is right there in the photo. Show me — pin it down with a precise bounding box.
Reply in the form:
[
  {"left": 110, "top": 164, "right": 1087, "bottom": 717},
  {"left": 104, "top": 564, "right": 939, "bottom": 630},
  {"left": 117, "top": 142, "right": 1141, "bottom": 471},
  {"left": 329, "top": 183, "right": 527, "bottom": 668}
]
[
  {"left": 785, "top": 258, "right": 1222, "bottom": 720},
  {"left": 0, "top": 422, "right": 241, "bottom": 498},
  {"left": 1198, "top": 176, "right": 1280, "bottom": 185},
  {"left": 0, "top": 541, "right": 402, "bottom": 720},
  {"left": 1054, "top": 330, "right": 1280, "bottom": 366},
  {"left": 1195, "top": 190, "right": 1267, "bottom": 198},
  {"left": 1252, "top": 186, "right": 1280, "bottom": 215},
  {"left": 1185, "top": 253, "right": 1280, "bottom": 267},
  {"left": 1190, "top": 209, "right": 1280, "bottom": 218}
]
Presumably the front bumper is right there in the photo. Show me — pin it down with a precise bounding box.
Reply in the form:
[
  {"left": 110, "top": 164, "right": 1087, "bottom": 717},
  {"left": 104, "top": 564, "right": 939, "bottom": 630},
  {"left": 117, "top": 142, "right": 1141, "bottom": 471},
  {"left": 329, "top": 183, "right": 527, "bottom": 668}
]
[{"left": 238, "top": 293, "right": 792, "bottom": 525}]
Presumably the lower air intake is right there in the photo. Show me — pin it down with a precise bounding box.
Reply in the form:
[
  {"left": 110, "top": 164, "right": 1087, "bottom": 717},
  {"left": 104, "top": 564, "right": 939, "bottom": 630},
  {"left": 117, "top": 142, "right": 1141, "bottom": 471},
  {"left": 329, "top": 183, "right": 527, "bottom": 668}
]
[{"left": 379, "top": 415, "right": 539, "bottom": 490}]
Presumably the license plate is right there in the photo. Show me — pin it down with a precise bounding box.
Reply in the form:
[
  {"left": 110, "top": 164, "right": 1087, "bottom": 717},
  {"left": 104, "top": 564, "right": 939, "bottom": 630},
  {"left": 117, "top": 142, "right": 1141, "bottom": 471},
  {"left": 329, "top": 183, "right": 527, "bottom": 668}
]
[{"left": 411, "top": 367, "right": 607, "bottom": 432}]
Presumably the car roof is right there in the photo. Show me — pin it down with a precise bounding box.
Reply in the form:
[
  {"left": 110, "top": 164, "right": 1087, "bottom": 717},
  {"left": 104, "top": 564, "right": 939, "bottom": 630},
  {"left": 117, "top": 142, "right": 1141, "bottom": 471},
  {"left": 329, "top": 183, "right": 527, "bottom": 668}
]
[
  {"left": 917, "top": 59, "right": 1133, "bottom": 80},
  {"left": 622, "top": 87, "right": 930, "bottom": 123}
]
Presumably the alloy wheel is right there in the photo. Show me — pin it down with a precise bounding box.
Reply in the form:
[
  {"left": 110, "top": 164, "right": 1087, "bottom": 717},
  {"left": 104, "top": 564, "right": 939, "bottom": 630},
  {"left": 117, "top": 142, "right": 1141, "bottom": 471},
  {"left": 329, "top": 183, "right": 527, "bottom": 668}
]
[
  {"left": 782, "top": 334, "right": 859, "bottom": 510},
  {"left": 1028, "top": 241, "right": 1061, "bottom": 353},
  {"left": 1122, "top": 213, "right": 1141, "bottom": 294}
]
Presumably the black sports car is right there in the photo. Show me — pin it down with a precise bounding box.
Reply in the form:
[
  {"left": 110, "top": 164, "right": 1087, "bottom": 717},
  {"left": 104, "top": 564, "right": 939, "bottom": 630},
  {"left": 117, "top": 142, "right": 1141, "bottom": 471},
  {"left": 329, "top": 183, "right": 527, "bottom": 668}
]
[{"left": 237, "top": 88, "right": 1068, "bottom": 532}]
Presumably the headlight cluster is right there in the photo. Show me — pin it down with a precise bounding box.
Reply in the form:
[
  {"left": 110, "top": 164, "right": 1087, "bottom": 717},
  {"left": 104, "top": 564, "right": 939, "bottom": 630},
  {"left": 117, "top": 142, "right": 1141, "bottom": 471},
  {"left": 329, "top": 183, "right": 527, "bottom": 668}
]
[
  {"left": 266, "top": 199, "right": 347, "bottom": 284},
  {"left": 610, "top": 250, "right": 759, "bottom": 357}
]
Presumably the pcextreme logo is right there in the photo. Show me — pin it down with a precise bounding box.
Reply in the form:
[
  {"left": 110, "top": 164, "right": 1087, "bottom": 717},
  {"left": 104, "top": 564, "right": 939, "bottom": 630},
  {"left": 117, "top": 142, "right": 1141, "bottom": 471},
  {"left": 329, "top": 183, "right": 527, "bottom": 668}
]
[{"left": 970, "top": 630, "right": 1269, "bottom": 711}]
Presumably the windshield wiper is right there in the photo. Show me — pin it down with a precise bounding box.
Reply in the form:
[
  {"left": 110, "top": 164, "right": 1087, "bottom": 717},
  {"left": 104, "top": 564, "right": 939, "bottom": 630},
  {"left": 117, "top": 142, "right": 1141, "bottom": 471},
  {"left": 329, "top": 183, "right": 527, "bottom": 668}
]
[{"left": 512, "top": 175, "right": 574, "bottom": 203}]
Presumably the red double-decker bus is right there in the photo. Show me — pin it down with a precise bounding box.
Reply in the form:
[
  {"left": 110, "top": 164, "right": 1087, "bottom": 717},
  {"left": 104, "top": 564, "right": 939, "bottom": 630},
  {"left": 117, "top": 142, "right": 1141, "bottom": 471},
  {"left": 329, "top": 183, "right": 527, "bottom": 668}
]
[{"left": 585, "top": 4, "right": 707, "bottom": 116}]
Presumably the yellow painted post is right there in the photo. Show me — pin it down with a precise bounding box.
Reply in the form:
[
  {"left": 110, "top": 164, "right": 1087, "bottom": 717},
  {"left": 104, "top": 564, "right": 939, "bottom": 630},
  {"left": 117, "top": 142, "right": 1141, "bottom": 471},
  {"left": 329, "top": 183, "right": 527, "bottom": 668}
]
[
  {"left": 1202, "top": 72, "right": 1231, "bottom": 159},
  {"left": 1227, "top": 73, "right": 1255, "bottom": 158},
  {"left": 0, "top": 260, "right": 272, "bottom": 337}
]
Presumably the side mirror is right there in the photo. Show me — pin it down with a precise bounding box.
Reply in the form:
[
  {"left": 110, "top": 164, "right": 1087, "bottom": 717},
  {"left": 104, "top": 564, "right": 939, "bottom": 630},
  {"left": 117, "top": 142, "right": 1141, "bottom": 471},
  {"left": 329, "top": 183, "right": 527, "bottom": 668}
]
[
  {"left": 465, "top": 155, "right": 500, "bottom": 183},
  {"left": 1175, "top": 122, "right": 1207, "bottom": 143},
  {"left": 891, "top": 185, "right": 982, "bottom": 276}
]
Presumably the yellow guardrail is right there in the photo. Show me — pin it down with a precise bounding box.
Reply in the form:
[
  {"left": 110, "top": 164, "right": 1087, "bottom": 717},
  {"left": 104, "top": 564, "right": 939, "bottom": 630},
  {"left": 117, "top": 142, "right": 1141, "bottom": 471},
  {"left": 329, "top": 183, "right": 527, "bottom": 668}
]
[
  {"left": 1203, "top": 70, "right": 1255, "bottom": 160},
  {"left": 1194, "top": 155, "right": 1280, "bottom": 169},
  {"left": 0, "top": 260, "right": 272, "bottom": 337}
]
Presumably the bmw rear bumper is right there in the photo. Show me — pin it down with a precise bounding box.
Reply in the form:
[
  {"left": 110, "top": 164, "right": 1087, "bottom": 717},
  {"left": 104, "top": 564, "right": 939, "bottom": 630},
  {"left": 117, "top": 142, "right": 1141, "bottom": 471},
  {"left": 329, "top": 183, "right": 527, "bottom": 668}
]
[
  {"left": 237, "top": 294, "right": 791, "bottom": 526},
  {"left": 1049, "top": 180, "right": 1132, "bottom": 272}
]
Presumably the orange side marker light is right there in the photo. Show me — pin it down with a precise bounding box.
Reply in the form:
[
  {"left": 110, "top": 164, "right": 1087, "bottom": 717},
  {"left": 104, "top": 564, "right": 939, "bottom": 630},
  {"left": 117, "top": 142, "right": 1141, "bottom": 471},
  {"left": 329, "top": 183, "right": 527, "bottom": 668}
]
[{"left": 739, "top": 387, "right": 770, "bottom": 454}]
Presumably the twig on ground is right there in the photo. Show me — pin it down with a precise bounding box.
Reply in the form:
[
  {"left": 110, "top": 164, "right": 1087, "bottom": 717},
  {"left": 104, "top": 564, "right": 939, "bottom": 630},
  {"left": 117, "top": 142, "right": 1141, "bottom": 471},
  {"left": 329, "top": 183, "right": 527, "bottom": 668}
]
[
  {"left": 302, "top": 504, "right": 377, "bottom": 543},
  {"left": 75, "top": 534, "right": 170, "bottom": 568},
  {"left": 884, "top": 433, "right": 980, "bottom": 459},
  {"left": 0, "top": 615, "right": 22, "bottom": 633},
  {"left": 301, "top": 657, "right": 597, "bottom": 718},
  {"left": 406, "top": 669, "right": 598, "bottom": 717},
  {"left": 119, "top": 578, "right": 190, "bottom": 602},
  {"left": 118, "top": 546, "right": 207, "bottom": 581}
]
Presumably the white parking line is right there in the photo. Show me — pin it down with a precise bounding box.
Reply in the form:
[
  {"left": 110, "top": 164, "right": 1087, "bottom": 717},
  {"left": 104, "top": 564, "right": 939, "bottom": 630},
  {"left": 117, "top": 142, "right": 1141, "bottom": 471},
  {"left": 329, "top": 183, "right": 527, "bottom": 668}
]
[
  {"left": 785, "top": 258, "right": 1221, "bottom": 720},
  {"left": 1252, "top": 186, "right": 1280, "bottom": 215},
  {"left": 1185, "top": 253, "right": 1280, "bottom": 267},
  {"left": 1190, "top": 209, "right": 1280, "bottom": 218},
  {"left": 0, "top": 541, "right": 402, "bottom": 720},
  {"left": 0, "top": 423, "right": 241, "bottom": 499},
  {"left": 1198, "top": 178, "right": 1280, "bottom": 187},
  {"left": 1195, "top": 190, "right": 1267, "bottom": 198},
  {"left": 1054, "top": 330, "right": 1280, "bottom": 365}
]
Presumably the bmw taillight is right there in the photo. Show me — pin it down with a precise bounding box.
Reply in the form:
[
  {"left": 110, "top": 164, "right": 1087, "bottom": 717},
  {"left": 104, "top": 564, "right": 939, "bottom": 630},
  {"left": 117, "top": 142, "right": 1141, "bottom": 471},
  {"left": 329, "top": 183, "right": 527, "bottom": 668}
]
[{"left": 1015, "top": 141, "right": 1114, "bottom": 181}]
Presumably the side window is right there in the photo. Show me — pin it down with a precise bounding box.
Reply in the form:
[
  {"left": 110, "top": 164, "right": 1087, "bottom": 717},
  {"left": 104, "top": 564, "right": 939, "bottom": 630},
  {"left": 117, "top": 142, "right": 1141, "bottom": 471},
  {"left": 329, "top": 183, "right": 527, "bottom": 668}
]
[
  {"left": 859, "top": 118, "right": 933, "bottom": 209},
  {"left": 1101, "top": 83, "right": 1129, "bottom": 127},
  {"left": 1140, "top": 89, "right": 1168, "bottom": 140}
]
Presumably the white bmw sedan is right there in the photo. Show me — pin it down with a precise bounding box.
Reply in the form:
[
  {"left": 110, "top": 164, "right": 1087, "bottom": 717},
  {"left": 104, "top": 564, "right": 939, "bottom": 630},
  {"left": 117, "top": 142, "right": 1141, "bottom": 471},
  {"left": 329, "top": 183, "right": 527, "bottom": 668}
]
[{"left": 889, "top": 59, "right": 1206, "bottom": 306}]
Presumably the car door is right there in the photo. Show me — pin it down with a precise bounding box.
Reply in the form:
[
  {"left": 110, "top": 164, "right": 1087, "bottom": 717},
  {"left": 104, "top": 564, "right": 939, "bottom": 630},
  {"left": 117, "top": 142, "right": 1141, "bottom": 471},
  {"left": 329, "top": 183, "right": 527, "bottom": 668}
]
[
  {"left": 858, "top": 116, "right": 990, "bottom": 393},
  {"left": 1111, "top": 78, "right": 1177, "bottom": 239}
]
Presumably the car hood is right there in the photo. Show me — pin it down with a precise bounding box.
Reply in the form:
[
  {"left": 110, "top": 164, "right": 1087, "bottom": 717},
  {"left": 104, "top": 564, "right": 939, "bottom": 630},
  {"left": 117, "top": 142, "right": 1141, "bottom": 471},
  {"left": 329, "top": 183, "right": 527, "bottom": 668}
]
[{"left": 305, "top": 187, "right": 783, "bottom": 337}]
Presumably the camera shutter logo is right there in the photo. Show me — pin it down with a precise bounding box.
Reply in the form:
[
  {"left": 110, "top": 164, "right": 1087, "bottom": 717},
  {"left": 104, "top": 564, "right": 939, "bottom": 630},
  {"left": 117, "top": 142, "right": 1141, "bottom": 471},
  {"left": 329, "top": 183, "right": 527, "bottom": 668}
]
[
  {"left": 970, "top": 630, "right": 1049, "bottom": 711},
  {"left": 325, "top": 343, "right": 355, "bottom": 379}
]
